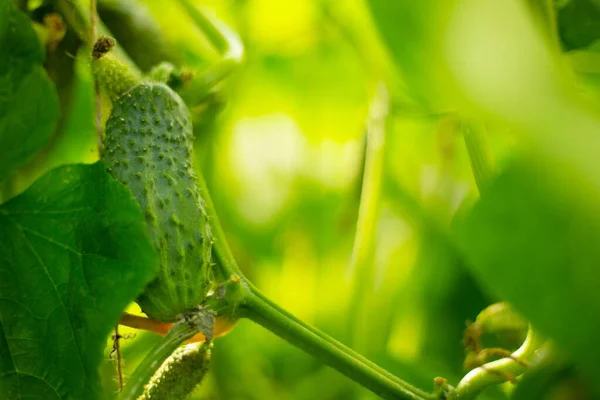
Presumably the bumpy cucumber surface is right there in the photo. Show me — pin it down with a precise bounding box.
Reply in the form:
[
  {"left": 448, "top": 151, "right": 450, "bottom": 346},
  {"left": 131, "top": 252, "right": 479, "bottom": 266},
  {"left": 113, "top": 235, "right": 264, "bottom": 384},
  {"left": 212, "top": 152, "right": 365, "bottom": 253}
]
[
  {"left": 139, "top": 342, "right": 211, "bottom": 400},
  {"left": 103, "top": 82, "right": 213, "bottom": 322}
]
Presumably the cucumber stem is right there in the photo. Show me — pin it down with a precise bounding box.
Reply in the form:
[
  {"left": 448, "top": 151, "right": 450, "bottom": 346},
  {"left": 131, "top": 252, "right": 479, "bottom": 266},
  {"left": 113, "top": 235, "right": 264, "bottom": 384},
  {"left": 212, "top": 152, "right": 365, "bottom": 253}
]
[
  {"left": 241, "top": 288, "right": 435, "bottom": 400},
  {"left": 177, "top": 0, "right": 243, "bottom": 61},
  {"left": 177, "top": 0, "right": 244, "bottom": 104},
  {"left": 91, "top": 36, "right": 142, "bottom": 100},
  {"left": 54, "top": 0, "right": 138, "bottom": 66},
  {"left": 197, "top": 173, "right": 434, "bottom": 399}
]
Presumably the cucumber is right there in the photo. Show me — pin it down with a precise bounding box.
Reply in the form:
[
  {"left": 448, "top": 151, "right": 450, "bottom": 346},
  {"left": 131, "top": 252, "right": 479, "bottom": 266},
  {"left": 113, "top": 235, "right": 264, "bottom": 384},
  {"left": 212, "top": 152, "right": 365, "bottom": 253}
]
[
  {"left": 102, "top": 81, "right": 213, "bottom": 322},
  {"left": 139, "top": 342, "right": 211, "bottom": 400},
  {"left": 93, "top": 36, "right": 215, "bottom": 322}
]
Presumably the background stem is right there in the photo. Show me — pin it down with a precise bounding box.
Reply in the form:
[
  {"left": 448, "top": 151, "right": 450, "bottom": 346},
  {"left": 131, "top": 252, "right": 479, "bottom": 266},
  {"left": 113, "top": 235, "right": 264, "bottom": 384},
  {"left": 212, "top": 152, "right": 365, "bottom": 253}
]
[
  {"left": 346, "top": 83, "right": 388, "bottom": 350},
  {"left": 462, "top": 121, "right": 494, "bottom": 195},
  {"left": 176, "top": 0, "right": 244, "bottom": 105},
  {"left": 177, "top": 0, "right": 243, "bottom": 59}
]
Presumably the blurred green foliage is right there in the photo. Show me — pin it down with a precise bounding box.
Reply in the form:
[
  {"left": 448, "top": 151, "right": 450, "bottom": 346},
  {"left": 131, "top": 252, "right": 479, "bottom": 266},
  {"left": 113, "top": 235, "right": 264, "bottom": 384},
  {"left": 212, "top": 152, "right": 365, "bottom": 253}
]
[
  {"left": 2, "top": 0, "right": 600, "bottom": 398},
  {"left": 0, "top": 0, "right": 58, "bottom": 184}
]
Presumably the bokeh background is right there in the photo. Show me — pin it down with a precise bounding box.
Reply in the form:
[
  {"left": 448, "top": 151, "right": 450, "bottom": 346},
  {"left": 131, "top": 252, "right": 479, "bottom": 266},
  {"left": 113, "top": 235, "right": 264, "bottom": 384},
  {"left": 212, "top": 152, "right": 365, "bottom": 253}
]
[{"left": 5, "top": 0, "right": 600, "bottom": 399}]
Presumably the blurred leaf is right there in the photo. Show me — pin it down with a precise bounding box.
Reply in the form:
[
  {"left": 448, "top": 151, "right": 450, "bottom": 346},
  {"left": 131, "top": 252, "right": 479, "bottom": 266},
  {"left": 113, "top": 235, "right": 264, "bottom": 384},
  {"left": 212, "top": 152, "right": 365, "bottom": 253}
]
[
  {"left": 454, "top": 158, "right": 600, "bottom": 381},
  {"left": 365, "top": 0, "right": 452, "bottom": 110},
  {"left": 512, "top": 358, "right": 594, "bottom": 399},
  {"left": 568, "top": 48, "right": 600, "bottom": 106},
  {"left": 139, "top": 0, "right": 219, "bottom": 67},
  {"left": 383, "top": 180, "right": 490, "bottom": 386},
  {"left": 98, "top": 0, "right": 175, "bottom": 71},
  {"left": 557, "top": 0, "right": 600, "bottom": 51},
  {"left": 7, "top": 49, "right": 98, "bottom": 198},
  {"left": 0, "top": 162, "right": 159, "bottom": 399},
  {"left": 0, "top": 1, "right": 59, "bottom": 182}
]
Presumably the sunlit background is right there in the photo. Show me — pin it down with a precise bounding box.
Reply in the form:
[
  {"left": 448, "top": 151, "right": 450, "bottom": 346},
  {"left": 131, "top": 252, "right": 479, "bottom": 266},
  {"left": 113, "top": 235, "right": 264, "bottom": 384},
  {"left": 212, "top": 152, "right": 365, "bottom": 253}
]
[{"left": 6, "top": 0, "right": 600, "bottom": 399}]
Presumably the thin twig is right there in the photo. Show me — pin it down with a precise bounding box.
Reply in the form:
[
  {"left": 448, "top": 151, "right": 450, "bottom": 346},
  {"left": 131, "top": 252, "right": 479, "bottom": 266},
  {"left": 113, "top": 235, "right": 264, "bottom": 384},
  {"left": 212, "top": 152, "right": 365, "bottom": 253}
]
[
  {"left": 90, "top": 0, "right": 97, "bottom": 48},
  {"left": 90, "top": 0, "right": 103, "bottom": 158},
  {"left": 113, "top": 324, "right": 125, "bottom": 391}
]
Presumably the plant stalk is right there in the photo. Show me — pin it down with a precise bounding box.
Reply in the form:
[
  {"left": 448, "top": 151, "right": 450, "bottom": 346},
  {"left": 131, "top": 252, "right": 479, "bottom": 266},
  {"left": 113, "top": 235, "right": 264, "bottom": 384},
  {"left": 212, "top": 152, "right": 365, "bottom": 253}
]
[
  {"left": 346, "top": 83, "right": 388, "bottom": 350},
  {"left": 462, "top": 121, "right": 494, "bottom": 195},
  {"left": 177, "top": 0, "right": 243, "bottom": 60},
  {"left": 177, "top": 0, "right": 244, "bottom": 104},
  {"left": 241, "top": 288, "right": 434, "bottom": 400}
]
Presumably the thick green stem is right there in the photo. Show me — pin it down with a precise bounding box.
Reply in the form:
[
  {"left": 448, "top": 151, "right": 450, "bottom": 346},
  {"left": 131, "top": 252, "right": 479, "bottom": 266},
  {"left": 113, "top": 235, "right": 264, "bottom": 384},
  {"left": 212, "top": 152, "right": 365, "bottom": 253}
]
[
  {"left": 177, "top": 0, "right": 243, "bottom": 59},
  {"left": 177, "top": 0, "right": 244, "bottom": 103},
  {"left": 54, "top": 0, "right": 138, "bottom": 67},
  {"left": 91, "top": 36, "right": 142, "bottom": 101},
  {"left": 198, "top": 175, "right": 434, "bottom": 399},
  {"left": 119, "top": 318, "right": 199, "bottom": 400},
  {"left": 242, "top": 289, "right": 434, "bottom": 400},
  {"left": 462, "top": 121, "right": 494, "bottom": 195},
  {"left": 196, "top": 121, "right": 434, "bottom": 399}
]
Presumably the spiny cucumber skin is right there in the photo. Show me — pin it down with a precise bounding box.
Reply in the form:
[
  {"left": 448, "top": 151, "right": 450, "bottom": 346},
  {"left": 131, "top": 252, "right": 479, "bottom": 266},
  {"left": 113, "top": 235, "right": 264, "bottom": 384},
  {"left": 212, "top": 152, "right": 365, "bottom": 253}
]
[
  {"left": 103, "top": 82, "right": 213, "bottom": 322},
  {"left": 139, "top": 343, "right": 211, "bottom": 400}
]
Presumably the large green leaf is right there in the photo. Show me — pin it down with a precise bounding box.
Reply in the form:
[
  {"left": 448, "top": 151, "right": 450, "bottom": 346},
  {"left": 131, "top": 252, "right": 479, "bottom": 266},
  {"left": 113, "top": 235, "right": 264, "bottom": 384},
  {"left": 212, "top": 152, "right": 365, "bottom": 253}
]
[
  {"left": 0, "top": 0, "right": 59, "bottom": 182},
  {"left": 0, "top": 162, "right": 159, "bottom": 399},
  {"left": 453, "top": 158, "right": 600, "bottom": 381}
]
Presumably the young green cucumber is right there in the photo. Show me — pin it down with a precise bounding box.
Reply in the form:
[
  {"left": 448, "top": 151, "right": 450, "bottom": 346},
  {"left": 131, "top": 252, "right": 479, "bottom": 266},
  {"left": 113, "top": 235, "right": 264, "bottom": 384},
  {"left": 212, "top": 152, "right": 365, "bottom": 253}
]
[
  {"left": 139, "top": 342, "right": 212, "bottom": 400},
  {"left": 95, "top": 38, "right": 214, "bottom": 322}
]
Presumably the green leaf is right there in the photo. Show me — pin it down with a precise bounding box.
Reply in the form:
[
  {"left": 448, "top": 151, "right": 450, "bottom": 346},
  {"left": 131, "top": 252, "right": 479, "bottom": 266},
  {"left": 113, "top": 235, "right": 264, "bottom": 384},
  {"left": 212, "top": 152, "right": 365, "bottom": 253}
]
[
  {"left": 365, "top": 0, "right": 453, "bottom": 110},
  {"left": 0, "top": 162, "right": 159, "bottom": 399},
  {"left": 557, "top": 0, "right": 600, "bottom": 51},
  {"left": 511, "top": 356, "right": 595, "bottom": 399},
  {"left": 0, "top": 0, "right": 59, "bottom": 182},
  {"left": 453, "top": 158, "right": 600, "bottom": 381}
]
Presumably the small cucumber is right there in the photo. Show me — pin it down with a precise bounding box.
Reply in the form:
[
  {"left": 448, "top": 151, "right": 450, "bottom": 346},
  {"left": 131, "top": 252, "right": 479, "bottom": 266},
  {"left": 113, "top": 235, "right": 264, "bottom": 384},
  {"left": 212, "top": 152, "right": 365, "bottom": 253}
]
[
  {"left": 139, "top": 342, "right": 212, "bottom": 400},
  {"left": 97, "top": 39, "right": 214, "bottom": 322}
]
